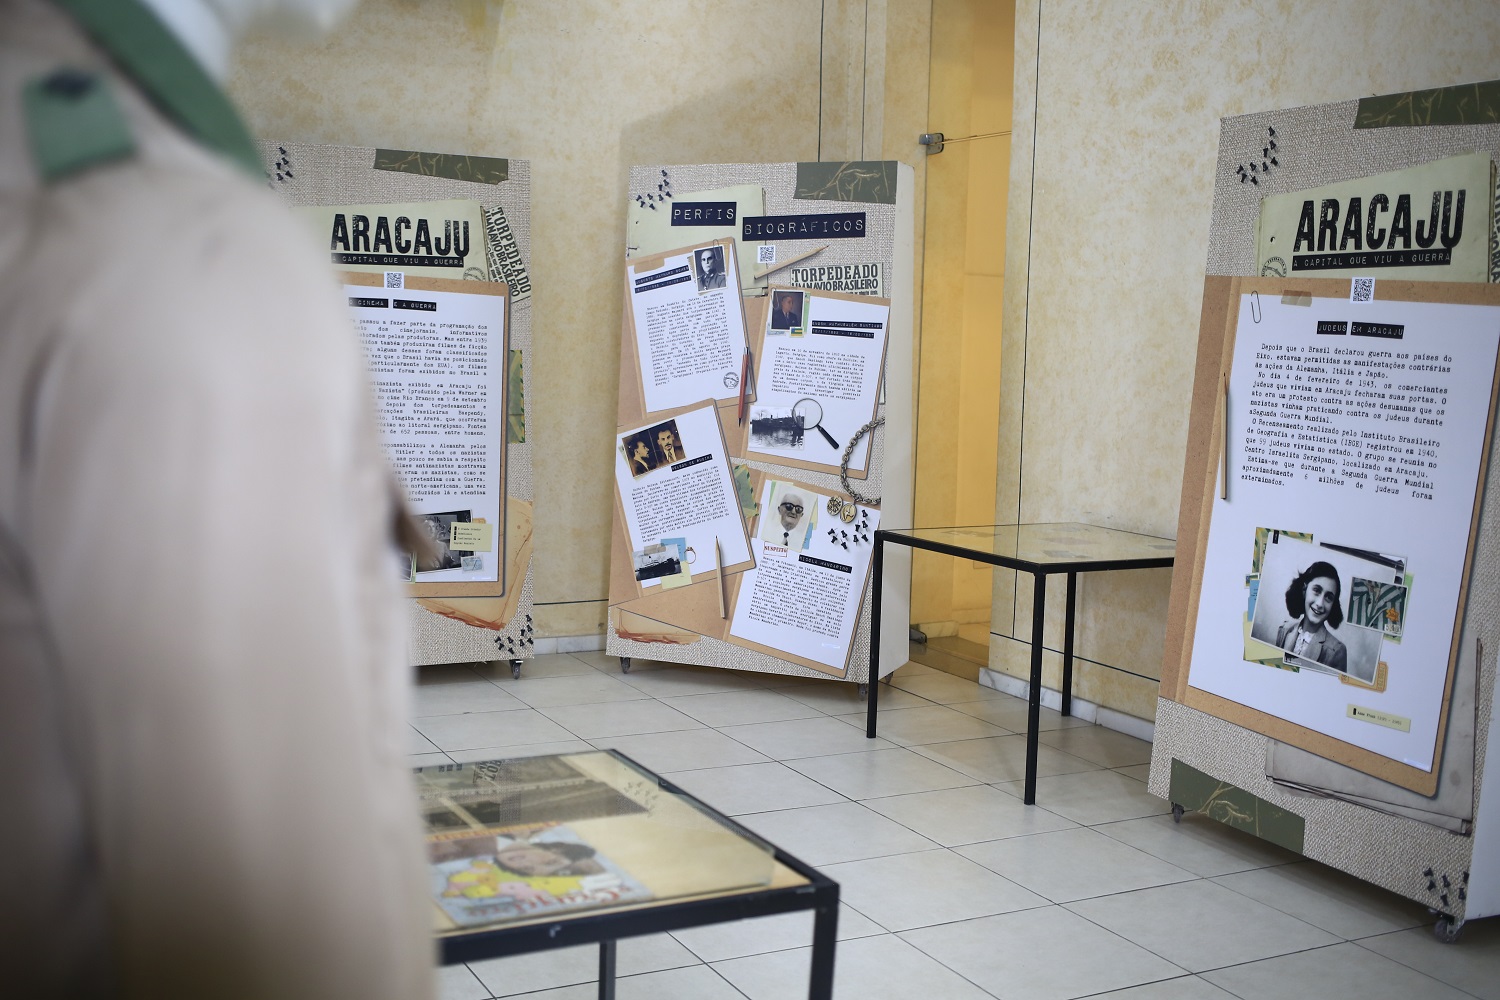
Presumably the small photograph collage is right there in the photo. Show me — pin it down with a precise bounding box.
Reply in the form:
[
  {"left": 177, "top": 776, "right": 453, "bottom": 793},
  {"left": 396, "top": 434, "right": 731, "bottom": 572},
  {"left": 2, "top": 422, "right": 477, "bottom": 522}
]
[
  {"left": 400, "top": 508, "right": 481, "bottom": 581},
  {"left": 621, "top": 418, "right": 686, "bottom": 479},
  {"left": 631, "top": 537, "right": 693, "bottom": 587},
  {"left": 1244, "top": 528, "right": 1409, "bottom": 689}
]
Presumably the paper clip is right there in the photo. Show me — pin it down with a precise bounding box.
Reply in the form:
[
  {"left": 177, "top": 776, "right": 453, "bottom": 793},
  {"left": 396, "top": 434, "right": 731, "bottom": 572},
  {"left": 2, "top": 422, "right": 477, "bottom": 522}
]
[{"left": 1251, "top": 291, "right": 1262, "bottom": 324}]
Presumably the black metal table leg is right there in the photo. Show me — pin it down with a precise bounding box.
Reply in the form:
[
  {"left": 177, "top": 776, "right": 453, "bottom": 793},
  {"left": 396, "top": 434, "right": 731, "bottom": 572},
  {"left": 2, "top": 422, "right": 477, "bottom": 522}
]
[
  {"left": 808, "top": 892, "right": 840, "bottom": 999},
  {"left": 866, "top": 531, "right": 884, "bottom": 738},
  {"left": 598, "top": 939, "right": 616, "bottom": 1000},
  {"left": 1025, "top": 572, "right": 1046, "bottom": 805},
  {"left": 1062, "top": 571, "right": 1077, "bottom": 717}
]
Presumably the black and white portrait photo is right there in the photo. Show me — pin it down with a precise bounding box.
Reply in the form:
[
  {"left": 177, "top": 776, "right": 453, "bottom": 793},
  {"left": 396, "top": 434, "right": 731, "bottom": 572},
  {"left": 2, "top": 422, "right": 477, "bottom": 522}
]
[
  {"left": 622, "top": 430, "right": 660, "bottom": 479},
  {"left": 769, "top": 290, "right": 804, "bottom": 331},
  {"left": 653, "top": 422, "right": 684, "bottom": 463},
  {"left": 623, "top": 419, "right": 686, "bottom": 478},
  {"left": 1249, "top": 532, "right": 1389, "bottom": 684},
  {"left": 693, "top": 245, "right": 727, "bottom": 291},
  {"left": 759, "top": 481, "right": 817, "bottom": 550}
]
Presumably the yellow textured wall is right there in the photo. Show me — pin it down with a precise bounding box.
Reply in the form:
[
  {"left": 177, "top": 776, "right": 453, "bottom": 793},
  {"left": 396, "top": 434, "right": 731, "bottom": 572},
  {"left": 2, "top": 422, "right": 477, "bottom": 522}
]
[
  {"left": 228, "top": 0, "right": 930, "bottom": 637},
  {"left": 911, "top": 0, "right": 1012, "bottom": 634},
  {"left": 995, "top": 0, "right": 1500, "bottom": 720}
]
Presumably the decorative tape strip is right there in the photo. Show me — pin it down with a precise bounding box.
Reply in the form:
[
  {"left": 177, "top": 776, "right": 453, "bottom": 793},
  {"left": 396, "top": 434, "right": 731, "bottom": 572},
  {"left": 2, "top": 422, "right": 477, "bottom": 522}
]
[
  {"left": 1355, "top": 80, "right": 1500, "bottom": 129},
  {"left": 373, "top": 148, "right": 509, "bottom": 184},
  {"left": 731, "top": 463, "right": 758, "bottom": 518},
  {"left": 1169, "top": 758, "right": 1306, "bottom": 854},
  {"left": 795, "top": 161, "right": 898, "bottom": 204},
  {"left": 507, "top": 350, "right": 525, "bottom": 443}
]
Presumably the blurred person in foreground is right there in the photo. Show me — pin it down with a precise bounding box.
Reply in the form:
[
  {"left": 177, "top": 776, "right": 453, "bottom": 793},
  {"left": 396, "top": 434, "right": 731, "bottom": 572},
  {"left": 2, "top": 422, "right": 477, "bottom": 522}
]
[{"left": 0, "top": 1, "right": 434, "bottom": 997}]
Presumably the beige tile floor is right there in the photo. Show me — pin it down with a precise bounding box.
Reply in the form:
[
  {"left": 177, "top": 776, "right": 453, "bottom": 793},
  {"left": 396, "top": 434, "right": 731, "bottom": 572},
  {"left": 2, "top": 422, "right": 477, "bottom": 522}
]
[{"left": 414, "top": 653, "right": 1495, "bottom": 1000}]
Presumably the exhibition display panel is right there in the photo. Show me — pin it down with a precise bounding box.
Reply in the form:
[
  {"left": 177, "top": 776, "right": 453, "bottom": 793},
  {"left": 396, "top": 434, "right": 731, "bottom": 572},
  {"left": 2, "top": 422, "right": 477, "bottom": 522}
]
[
  {"left": 605, "top": 162, "right": 916, "bottom": 687},
  {"left": 1153, "top": 84, "right": 1500, "bottom": 937},
  {"left": 261, "top": 142, "right": 536, "bottom": 668}
]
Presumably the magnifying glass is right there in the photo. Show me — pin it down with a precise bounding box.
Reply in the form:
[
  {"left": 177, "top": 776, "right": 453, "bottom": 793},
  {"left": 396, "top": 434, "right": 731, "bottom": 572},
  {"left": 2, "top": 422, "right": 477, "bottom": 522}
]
[{"left": 792, "top": 398, "right": 839, "bottom": 449}]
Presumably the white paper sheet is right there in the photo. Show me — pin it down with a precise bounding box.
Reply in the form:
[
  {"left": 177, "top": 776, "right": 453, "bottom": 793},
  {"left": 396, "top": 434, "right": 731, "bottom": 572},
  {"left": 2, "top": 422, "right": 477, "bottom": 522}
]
[
  {"left": 346, "top": 282, "right": 506, "bottom": 583},
  {"left": 746, "top": 291, "right": 889, "bottom": 472},
  {"left": 1187, "top": 292, "right": 1500, "bottom": 771},
  {"left": 615, "top": 403, "right": 752, "bottom": 582},
  {"left": 729, "top": 479, "right": 881, "bottom": 671},
  {"left": 627, "top": 245, "right": 749, "bottom": 415}
]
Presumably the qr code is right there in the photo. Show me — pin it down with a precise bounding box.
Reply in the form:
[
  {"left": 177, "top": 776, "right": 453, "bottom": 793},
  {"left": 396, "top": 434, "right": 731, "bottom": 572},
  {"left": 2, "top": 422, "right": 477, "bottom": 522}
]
[
  {"left": 757, "top": 244, "right": 776, "bottom": 264},
  {"left": 461, "top": 555, "right": 483, "bottom": 572},
  {"left": 1350, "top": 277, "right": 1374, "bottom": 303},
  {"left": 384, "top": 271, "right": 404, "bottom": 289}
]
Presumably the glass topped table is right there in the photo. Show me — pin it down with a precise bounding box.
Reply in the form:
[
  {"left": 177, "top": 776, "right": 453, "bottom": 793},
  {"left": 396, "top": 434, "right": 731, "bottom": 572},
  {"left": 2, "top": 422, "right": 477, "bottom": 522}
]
[
  {"left": 419, "top": 750, "right": 839, "bottom": 999},
  {"left": 867, "top": 523, "right": 1177, "bottom": 802}
]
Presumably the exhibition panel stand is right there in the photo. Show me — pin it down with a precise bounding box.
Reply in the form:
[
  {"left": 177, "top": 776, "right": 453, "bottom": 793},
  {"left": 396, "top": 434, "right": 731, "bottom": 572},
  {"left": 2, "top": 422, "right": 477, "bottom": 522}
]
[
  {"left": 1152, "top": 81, "right": 1500, "bottom": 938},
  {"left": 261, "top": 142, "right": 536, "bottom": 669},
  {"left": 605, "top": 162, "right": 915, "bottom": 689},
  {"left": 866, "top": 523, "right": 1176, "bottom": 803}
]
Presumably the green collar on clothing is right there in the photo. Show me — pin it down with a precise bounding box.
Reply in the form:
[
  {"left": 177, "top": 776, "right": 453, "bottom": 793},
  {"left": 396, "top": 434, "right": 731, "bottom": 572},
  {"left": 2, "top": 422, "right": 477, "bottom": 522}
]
[{"left": 52, "top": 0, "right": 262, "bottom": 177}]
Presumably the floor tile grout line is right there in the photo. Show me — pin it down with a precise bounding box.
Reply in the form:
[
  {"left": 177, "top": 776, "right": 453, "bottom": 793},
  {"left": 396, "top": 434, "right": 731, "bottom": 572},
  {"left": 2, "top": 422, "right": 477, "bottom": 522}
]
[
  {"left": 1031, "top": 899, "right": 1199, "bottom": 981},
  {"left": 1194, "top": 937, "right": 1426, "bottom": 977},
  {"left": 700, "top": 957, "right": 754, "bottom": 999},
  {"left": 875, "top": 929, "right": 1012, "bottom": 1000},
  {"left": 455, "top": 961, "right": 494, "bottom": 999},
  {"left": 707, "top": 935, "right": 1007, "bottom": 1000},
  {"left": 1067, "top": 971, "right": 1212, "bottom": 999},
  {"left": 1204, "top": 866, "right": 1412, "bottom": 942},
  {"left": 1058, "top": 899, "right": 1371, "bottom": 979},
  {"left": 1343, "top": 934, "right": 1493, "bottom": 998}
]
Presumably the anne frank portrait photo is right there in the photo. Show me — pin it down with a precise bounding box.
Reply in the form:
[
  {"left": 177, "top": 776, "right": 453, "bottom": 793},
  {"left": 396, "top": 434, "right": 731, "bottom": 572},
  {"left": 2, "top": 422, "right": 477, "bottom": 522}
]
[{"left": 1249, "top": 532, "right": 1385, "bottom": 684}]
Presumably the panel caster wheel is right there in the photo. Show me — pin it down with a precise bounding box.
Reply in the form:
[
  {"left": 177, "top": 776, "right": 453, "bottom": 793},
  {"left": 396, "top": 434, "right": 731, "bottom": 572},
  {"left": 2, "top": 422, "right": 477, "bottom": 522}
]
[
  {"left": 1433, "top": 915, "right": 1464, "bottom": 943},
  {"left": 1171, "top": 803, "right": 1185, "bottom": 824},
  {"left": 510, "top": 659, "right": 522, "bottom": 680},
  {"left": 858, "top": 683, "right": 869, "bottom": 698},
  {"left": 620, "top": 657, "right": 632, "bottom": 674}
]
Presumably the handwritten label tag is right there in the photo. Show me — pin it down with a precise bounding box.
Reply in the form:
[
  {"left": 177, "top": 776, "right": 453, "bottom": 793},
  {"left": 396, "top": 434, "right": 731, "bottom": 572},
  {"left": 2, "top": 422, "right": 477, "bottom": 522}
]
[
  {"left": 1346, "top": 704, "right": 1410, "bottom": 732},
  {"left": 449, "top": 521, "right": 494, "bottom": 553}
]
